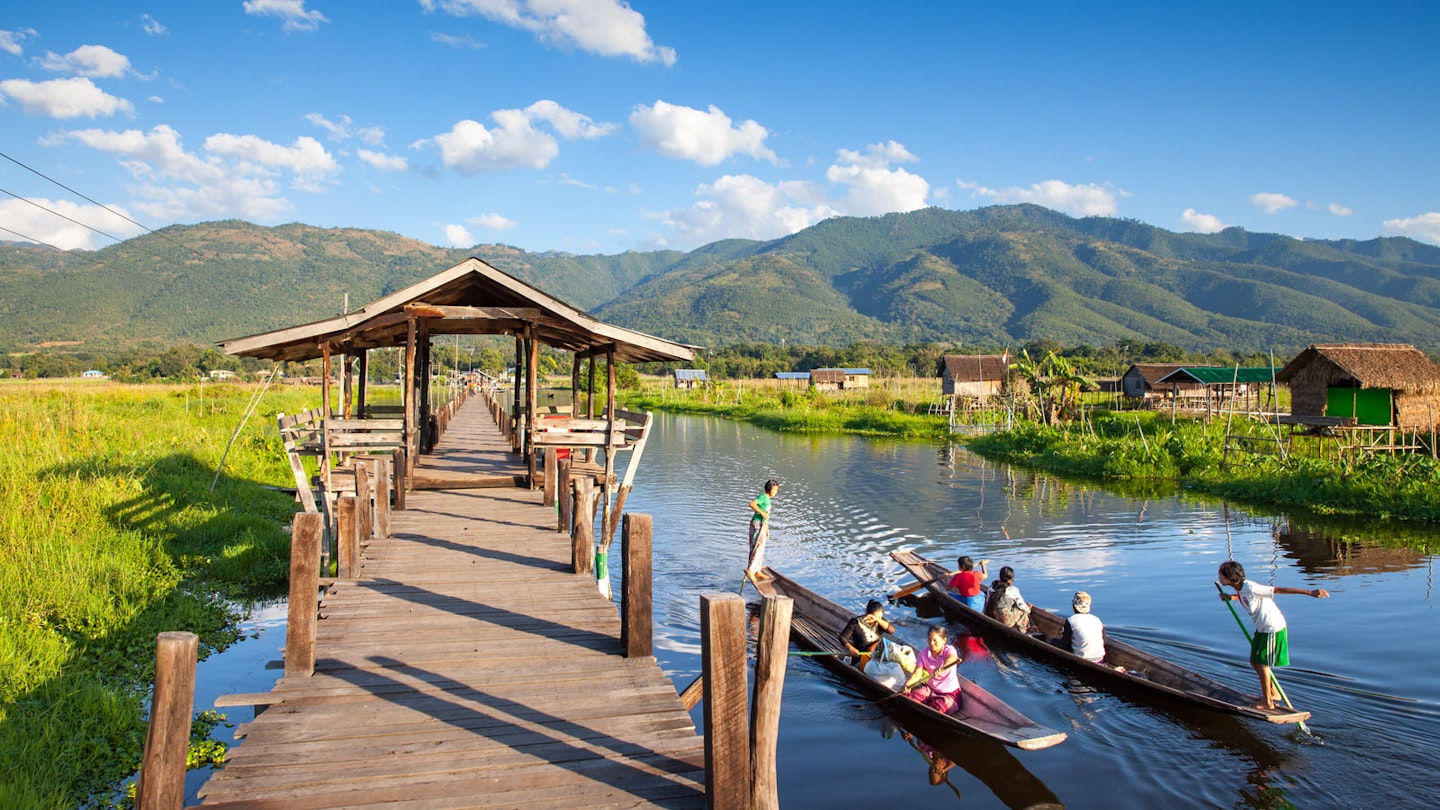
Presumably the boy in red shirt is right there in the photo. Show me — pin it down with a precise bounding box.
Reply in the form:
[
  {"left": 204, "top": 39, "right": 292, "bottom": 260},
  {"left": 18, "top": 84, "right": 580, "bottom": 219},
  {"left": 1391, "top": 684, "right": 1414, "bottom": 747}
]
[{"left": 947, "top": 556, "right": 988, "bottom": 611}]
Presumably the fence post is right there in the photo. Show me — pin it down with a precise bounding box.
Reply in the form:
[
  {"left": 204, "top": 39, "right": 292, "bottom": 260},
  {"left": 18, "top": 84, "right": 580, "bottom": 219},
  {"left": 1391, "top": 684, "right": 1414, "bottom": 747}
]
[
  {"left": 354, "top": 461, "right": 373, "bottom": 543},
  {"left": 374, "top": 455, "right": 392, "bottom": 538},
  {"left": 543, "top": 447, "right": 557, "bottom": 508},
  {"left": 286, "top": 512, "right": 322, "bottom": 678},
  {"left": 336, "top": 495, "right": 359, "bottom": 578},
  {"left": 701, "top": 593, "right": 749, "bottom": 810},
  {"left": 557, "top": 457, "right": 573, "bottom": 534},
  {"left": 391, "top": 448, "right": 407, "bottom": 511},
  {"left": 622, "top": 513, "right": 653, "bottom": 658},
  {"left": 572, "top": 476, "right": 595, "bottom": 576},
  {"left": 750, "top": 595, "right": 792, "bottom": 810},
  {"left": 136, "top": 631, "right": 198, "bottom": 810}
]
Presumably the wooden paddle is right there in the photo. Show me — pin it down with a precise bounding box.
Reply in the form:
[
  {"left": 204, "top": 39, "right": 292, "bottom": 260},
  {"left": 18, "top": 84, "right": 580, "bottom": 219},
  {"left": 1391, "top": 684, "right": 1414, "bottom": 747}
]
[
  {"left": 888, "top": 574, "right": 946, "bottom": 603},
  {"left": 1215, "top": 581, "right": 1313, "bottom": 735}
]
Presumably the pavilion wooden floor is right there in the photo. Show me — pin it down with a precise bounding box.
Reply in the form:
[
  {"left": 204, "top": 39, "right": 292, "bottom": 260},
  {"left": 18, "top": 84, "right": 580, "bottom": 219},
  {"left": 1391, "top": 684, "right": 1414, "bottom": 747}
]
[{"left": 197, "top": 401, "right": 706, "bottom": 809}]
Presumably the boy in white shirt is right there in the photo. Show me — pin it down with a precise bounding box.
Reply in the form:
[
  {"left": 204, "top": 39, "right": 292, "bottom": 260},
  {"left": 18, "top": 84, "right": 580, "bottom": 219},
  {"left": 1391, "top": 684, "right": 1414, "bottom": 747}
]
[{"left": 1218, "top": 560, "right": 1329, "bottom": 711}]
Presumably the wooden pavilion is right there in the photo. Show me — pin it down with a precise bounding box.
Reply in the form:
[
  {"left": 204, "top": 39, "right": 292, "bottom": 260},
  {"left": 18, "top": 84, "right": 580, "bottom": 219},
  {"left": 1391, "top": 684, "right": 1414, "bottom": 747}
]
[{"left": 222, "top": 257, "right": 699, "bottom": 530}]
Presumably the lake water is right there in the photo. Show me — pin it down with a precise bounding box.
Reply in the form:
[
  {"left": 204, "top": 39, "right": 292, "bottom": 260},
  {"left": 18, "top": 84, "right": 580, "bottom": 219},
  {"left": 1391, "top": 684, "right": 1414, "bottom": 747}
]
[
  {"left": 621, "top": 413, "right": 1440, "bottom": 809},
  {"left": 195, "top": 411, "right": 1440, "bottom": 808}
]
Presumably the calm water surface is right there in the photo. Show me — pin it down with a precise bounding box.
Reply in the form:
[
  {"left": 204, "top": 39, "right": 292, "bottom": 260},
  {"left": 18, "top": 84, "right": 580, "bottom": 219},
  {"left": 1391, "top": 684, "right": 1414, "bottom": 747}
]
[{"left": 623, "top": 413, "right": 1440, "bottom": 809}]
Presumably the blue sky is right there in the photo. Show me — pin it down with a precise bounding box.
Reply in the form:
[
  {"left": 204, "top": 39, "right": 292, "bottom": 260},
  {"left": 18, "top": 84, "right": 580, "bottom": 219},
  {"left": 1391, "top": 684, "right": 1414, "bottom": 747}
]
[{"left": 2, "top": 1, "right": 1437, "bottom": 254}]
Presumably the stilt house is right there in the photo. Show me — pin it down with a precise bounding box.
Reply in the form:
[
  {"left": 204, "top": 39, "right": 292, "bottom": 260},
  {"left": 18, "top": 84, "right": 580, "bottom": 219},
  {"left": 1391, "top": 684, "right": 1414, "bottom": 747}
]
[
  {"left": 938, "top": 354, "right": 1009, "bottom": 398},
  {"left": 1276, "top": 343, "right": 1440, "bottom": 430}
]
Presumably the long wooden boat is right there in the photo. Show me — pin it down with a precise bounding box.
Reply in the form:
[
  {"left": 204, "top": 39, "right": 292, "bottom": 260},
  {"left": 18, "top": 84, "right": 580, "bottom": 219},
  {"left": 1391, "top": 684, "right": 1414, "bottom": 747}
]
[
  {"left": 751, "top": 568, "right": 1067, "bottom": 750},
  {"left": 890, "top": 550, "right": 1310, "bottom": 724}
]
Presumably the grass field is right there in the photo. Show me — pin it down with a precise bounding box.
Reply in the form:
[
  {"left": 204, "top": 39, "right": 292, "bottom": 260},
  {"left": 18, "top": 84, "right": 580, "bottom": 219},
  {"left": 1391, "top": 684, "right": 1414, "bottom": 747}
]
[{"left": 0, "top": 380, "right": 319, "bottom": 808}]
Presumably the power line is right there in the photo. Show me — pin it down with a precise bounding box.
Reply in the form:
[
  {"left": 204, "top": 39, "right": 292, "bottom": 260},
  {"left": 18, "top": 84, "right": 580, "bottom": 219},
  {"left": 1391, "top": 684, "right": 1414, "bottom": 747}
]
[
  {"left": 0, "top": 148, "right": 210, "bottom": 262},
  {"left": 0, "top": 223, "right": 127, "bottom": 276},
  {"left": 0, "top": 184, "right": 199, "bottom": 273}
]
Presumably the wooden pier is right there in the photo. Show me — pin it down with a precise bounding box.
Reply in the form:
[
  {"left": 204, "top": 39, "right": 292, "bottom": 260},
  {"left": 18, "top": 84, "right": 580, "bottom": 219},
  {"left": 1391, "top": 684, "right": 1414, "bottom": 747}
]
[{"left": 199, "top": 402, "right": 705, "bottom": 809}]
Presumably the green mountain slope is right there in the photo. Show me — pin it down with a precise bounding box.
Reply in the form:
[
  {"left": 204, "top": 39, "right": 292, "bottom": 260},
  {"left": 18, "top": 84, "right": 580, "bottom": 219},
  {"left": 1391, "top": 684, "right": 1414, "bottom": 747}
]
[{"left": 3, "top": 205, "right": 1440, "bottom": 354}]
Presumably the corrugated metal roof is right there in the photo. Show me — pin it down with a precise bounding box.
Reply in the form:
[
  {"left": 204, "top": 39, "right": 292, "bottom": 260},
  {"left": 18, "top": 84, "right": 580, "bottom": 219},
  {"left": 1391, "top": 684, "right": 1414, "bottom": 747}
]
[
  {"left": 775, "top": 372, "right": 810, "bottom": 380},
  {"left": 674, "top": 369, "right": 707, "bottom": 380},
  {"left": 1156, "top": 367, "right": 1278, "bottom": 385},
  {"left": 842, "top": 368, "right": 872, "bottom": 375}
]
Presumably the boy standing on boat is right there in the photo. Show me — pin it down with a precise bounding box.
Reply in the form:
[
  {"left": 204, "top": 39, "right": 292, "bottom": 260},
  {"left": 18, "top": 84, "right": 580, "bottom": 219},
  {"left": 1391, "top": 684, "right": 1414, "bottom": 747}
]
[
  {"left": 746, "top": 480, "right": 779, "bottom": 581},
  {"left": 1217, "top": 560, "right": 1329, "bottom": 711}
]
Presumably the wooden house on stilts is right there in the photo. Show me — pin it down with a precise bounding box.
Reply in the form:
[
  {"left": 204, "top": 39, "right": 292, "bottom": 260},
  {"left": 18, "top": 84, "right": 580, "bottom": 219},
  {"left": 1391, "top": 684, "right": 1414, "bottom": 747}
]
[{"left": 1276, "top": 343, "right": 1440, "bottom": 434}]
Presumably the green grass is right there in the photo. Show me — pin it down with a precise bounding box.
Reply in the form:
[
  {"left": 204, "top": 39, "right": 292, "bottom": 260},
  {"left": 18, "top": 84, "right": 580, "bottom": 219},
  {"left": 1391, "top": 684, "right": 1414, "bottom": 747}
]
[{"left": 0, "top": 380, "right": 318, "bottom": 807}]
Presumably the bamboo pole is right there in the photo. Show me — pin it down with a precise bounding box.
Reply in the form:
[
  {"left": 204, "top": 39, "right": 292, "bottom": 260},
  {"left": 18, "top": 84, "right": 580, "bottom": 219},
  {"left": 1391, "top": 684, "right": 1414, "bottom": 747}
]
[
  {"left": 750, "top": 595, "right": 792, "bottom": 810},
  {"left": 701, "top": 593, "right": 750, "bottom": 810},
  {"left": 286, "top": 512, "right": 322, "bottom": 677},
  {"left": 136, "top": 631, "right": 198, "bottom": 810}
]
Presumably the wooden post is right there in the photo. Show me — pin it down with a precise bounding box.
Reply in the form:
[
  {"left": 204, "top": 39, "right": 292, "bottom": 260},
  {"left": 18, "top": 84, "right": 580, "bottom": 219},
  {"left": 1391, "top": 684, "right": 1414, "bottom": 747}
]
[
  {"left": 527, "top": 327, "right": 539, "bottom": 488},
  {"left": 543, "top": 447, "right": 557, "bottom": 508},
  {"left": 321, "top": 342, "right": 332, "bottom": 418},
  {"left": 336, "top": 495, "right": 359, "bottom": 578},
  {"left": 621, "top": 513, "right": 653, "bottom": 658},
  {"left": 286, "top": 512, "right": 322, "bottom": 678},
  {"left": 572, "top": 476, "right": 595, "bottom": 576},
  {"left": 136, "top": 631, "right": 197, "bottom": 810},
  {"left": 418, "top": 319, "right": 432, "bottom": 453},
  {"left": 342, "top": 352, "right": 353, "bottom": 417},
  {"left": 404, "top": 317, "right": 417, "bottom": 471},
  {"left": 557, "top": 457, "right": 572, "bottom": 534},
  {"left": 751, "top": 595, "right": 793, "bottom": 810},
  {"left": 392, "top": 448, "right": 407, "bottom": 510},
  {"left": 356, "top": 350, "right": 368, "bottom": 417},
  {"left": 374, "top": 455, "right": 392, "bottom": 537},
  {"left": 587, "top": 355, "right": 596, "bottom": 419},
  {"left": 701, "top": 593, "right": 750, "bottom": 810},
  {"left": 354, "top": 460, "right": 373, "bottom": 543}
]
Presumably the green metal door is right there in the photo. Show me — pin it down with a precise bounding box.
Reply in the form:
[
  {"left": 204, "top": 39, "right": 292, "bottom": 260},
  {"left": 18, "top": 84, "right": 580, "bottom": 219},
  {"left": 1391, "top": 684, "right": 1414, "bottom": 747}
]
[{"left": 1326, "top": 387, "right": 1393, "bottom": 426}]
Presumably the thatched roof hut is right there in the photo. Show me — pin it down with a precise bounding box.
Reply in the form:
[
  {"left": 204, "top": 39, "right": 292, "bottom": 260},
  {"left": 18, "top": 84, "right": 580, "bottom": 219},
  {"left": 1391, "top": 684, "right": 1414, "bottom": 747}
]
[
  {"left": 938, "top": 354, "right": 1009, "bottom": 397},
  {"left": 1276, "top": 343, "right": 1440, "bottom": 429}
]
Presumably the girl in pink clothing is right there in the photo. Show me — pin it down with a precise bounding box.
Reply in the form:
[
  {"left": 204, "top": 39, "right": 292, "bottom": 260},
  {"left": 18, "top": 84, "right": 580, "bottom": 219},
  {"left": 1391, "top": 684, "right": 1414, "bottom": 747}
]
[{"left": 905, "top": 625, "right": 962, "bottom": 715}]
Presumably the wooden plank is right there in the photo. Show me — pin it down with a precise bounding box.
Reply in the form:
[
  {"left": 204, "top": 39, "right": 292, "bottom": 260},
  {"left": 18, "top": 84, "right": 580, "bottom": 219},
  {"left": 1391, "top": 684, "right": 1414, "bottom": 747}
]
[{"left": 701, "top": 593, "right": 749, "bottom": 810}]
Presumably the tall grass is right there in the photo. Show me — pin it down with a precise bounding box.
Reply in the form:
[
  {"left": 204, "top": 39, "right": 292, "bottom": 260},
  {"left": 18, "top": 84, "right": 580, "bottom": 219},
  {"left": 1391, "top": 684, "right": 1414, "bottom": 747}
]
[{"left": 0, "top": 381, "right": 318, "bottom": 807}]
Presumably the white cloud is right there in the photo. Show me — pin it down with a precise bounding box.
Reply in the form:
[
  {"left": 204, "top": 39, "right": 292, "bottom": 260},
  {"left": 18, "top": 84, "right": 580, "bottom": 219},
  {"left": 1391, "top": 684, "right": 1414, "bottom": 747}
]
[
  {"left": 958, "top": 177, "right": 1122, "bottom": 217},
  {"left": 1382, "top": 212, "right": 1440, "bottom": 245},
  {"left": 203, "top": 132, "right": 339, "bottom": 190},
  {"left": 424, "top": 100, "right": 614, "bottom": 173},
  {"left": 431, "top": 31, "right": 481, "bottom": 49},
  {"left": 0, "top": 77, "right": 134, "bottom": 118},
  {"left": 649, "top": 173, "right": 839, "bottom": 246},
  {"left": 0, "top": 197, "right": 144, "bottom": 251},
  {"left": 357, "top": 149, "right": 408, "bottom": 171},
  {"left": 55, "top": 124, "right": 316, "bottom": 222},
  {"left": 141, "top": 14, "right": 168, "bottom": 36},
  {"left": 41, "top": 45, "right": 132, "bottom": 78},
  {"left": 422, "top": 0, "right": 675, "bottom": 66},
  {"left": 828, "top": 141, "right": 929, "bottom": 216},
  {"left": 305, "top": 112, "right": 385, "bottom": 145},
  {"left": 1329, "top": 202, "right": 1353, "bottom": 217},
  {"left": 1250, "top": 192, "right": 1298, "bottom": 214},
  {"left": 1, "top": 28, "right": 38, "bottom": 56},
  {"left": 243, "top": 0, "right": 329, "bottom": 33},
  {"left": 444, "top": 223, "right": 474, "bottom": 247},
  {"left": 468, "top": 213, "right": 518, "bottom": 230},
  {"left": 630, "top": 101, "right": 778, "bottom": 166},
  {"left": 1179, "top": 208, "right": 1228, "bottom": 233}
]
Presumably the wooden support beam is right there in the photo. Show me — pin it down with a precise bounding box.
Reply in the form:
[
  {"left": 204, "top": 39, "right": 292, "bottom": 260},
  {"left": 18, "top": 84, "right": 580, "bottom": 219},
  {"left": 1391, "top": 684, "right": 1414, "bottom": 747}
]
[
  {"left": 336, "top": 495, "right": 359, "bottom": 579},
  {"left": 621, "top": 513, "right": 652, "bottom": 658},
  {"left": 572, "top": 476, "right": 595, "bottom": 576},
  {"left": 750, "top": 595, "right": 793, "bottom": 810},
  {"left": 527, "top": 327, "right": 539, "bottom": 488},
  {"left": 356, "top": 350, "right": 368, "bottom": 416},
  {"left": 543, "top": 447, "right": 557, "bottom": 508},
  {"left": 404, "top": 303, "right": 544, "bottom": 320},
  {"left": 374, "top": 455, "right": 392, "bottom": 536},
  {"left": 391, "top": 448, "right": 407, "bottom": 510},
  {"left": 701, "top": 593, "right": 750, "bottom": 810},
  {"left": 403, "top": 318, "right": 417, "bottom": 474},
  {"left": 556, "top": 457, "right": 572, "bottom": 534},
  {"left": 354, "top": 460, "right": 373, "bottom": 543},
  {"left": 136, "top": 631, "right": 197, "bottom": 810},
  {"left": 285, "top": 512, "right": 322, "bottom": 678}
]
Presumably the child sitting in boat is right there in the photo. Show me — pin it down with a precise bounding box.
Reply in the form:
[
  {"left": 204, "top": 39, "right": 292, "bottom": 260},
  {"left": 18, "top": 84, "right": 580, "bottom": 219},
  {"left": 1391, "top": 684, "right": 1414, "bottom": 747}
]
[
  {"left": 1059, "top": 591, "right": 1108, "bottom": 662},
  {"left": 947, "top": 556, "right": 988, "bottom": 611},
  {"left": 984, "top": 566, "right": 1031, "bottom": 632},
  {"left": 904, "top": 625, "right": 963, "bottom": 714},
  {"left": 838, "top": 599, "right": 896, "bottom": 672}
]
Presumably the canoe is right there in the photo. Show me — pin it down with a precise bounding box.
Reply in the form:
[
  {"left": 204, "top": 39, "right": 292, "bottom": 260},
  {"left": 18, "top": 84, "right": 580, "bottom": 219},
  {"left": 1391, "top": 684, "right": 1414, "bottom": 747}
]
[
  {"left": 751, "top": 567, "right": 1067, "bottom": 750},
  {"left": 890, "top": 550, "right": 1310, "bottom": 725}
]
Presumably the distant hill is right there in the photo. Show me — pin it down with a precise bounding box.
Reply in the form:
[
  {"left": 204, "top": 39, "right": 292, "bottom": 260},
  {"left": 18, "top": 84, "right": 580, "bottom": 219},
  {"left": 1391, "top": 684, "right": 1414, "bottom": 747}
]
[{"left": 3, "top": 206, "right": 1440, "bottom": 354}]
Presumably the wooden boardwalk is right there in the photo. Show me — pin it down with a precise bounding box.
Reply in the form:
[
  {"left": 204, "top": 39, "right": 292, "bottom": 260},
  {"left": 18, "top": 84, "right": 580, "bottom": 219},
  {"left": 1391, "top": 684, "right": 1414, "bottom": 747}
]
[{"left": 199, "top": 402, "right": 706, "bottom": 809}]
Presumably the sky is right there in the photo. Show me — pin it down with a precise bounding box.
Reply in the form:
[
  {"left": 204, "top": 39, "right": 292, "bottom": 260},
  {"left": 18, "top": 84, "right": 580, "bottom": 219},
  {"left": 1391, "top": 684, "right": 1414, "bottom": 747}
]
[{"left": 1, "top": 1, "right": 1438, "bottom": 256}]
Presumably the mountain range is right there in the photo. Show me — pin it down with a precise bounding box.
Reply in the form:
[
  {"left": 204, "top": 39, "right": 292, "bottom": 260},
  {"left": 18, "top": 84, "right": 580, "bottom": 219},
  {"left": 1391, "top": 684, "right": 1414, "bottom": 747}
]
[{"left": 4, "top": 204, "right": 1440, "bottom": 355}]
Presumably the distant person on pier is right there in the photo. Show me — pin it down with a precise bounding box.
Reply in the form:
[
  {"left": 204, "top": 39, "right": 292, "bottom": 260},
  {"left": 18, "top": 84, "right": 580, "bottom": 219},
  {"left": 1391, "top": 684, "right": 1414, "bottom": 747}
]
[
  {"left": 984, "top": 566, "right": 1032, "bottom": 632},
  {"left": 838, "top": 599, "right": 896, "bottom": 672},
  {"left": 905, "top": 625, "right": 963, "bottom": 714},
  {"left": 745, "top": 479, "right": 779, "bottom": 582},
  {"left": 1218, "top": 560, "right": 1329, "bottom": 711},
  {"left": 947, "top": 556, "right": 989, "bottom": 611}
]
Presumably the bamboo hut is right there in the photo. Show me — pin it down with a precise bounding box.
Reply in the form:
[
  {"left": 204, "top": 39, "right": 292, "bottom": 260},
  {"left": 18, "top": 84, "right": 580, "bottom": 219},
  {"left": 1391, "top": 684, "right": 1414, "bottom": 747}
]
[
  {"left": 1276, "top": 343, "right": 1440, "bottom": 431},
  {"left": 938, "top": 354, "right": 1009, "bottom": 398}
]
